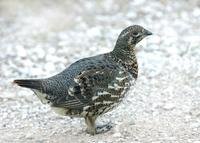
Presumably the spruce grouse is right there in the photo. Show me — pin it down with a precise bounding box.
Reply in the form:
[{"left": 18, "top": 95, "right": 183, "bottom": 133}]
[{"left": 14, "top": 25, "right": 152, "bottom": 135}]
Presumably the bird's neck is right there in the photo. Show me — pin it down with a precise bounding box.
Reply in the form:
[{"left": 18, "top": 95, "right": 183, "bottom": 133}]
[
  {"left": 111, "top": 40, "right": 137, "bottom": 63},
  {"left": 110, "top": 42, "right": 138, "bottom": 79}
]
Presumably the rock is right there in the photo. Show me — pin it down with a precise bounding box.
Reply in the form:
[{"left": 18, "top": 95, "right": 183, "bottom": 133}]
[{"left": 113, "top": 132, "right": 121, "bottom": 137}]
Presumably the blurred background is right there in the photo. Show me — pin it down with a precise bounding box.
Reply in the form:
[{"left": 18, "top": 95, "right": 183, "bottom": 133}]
[{"left": 1, "top": 0, "right": 200, "bottom": 142}]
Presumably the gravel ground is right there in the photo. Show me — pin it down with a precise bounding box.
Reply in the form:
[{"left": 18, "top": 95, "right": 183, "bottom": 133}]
[{"left": 1, "top": 0, "right": 200, "bottom": 142}]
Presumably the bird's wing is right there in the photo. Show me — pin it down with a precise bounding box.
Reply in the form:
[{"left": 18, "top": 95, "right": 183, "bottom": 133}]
[{"left": 53, "top": 62, "right": 131, "bottom": 110}]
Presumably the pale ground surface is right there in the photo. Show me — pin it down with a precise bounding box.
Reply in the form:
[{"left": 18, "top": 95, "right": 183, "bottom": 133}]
[{"left": 1, "top": 0, "right": 200, "bottom": 142}]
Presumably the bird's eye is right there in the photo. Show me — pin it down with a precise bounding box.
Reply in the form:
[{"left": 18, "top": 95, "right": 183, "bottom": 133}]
[{"left": 132, "top": 32, "right": 140, "bottom": 37}]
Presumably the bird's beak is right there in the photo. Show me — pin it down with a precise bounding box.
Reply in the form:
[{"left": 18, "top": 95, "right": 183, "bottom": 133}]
[{"left": 145, "top": 30, "right": 153, "bottom": 36}]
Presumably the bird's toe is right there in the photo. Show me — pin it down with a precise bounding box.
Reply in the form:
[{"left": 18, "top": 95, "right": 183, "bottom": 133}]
[{"left": 96, "top": 122, "right": 113, "bottom": 134}]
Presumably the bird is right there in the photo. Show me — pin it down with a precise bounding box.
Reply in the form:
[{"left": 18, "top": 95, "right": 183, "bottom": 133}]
[{"left": 13, "top": 25, "right": 152, "bottom": 135}]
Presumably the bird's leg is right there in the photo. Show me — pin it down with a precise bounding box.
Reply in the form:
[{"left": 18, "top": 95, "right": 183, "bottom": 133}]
[
  {"left": 85, "top": 116, "right": 112, "bottom": 135},
  {"left": 85, "top": 116, "right": 97, "bottom": 135}
]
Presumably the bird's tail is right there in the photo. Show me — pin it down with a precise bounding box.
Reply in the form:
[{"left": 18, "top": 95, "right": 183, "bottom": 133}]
[{"left": 13, "top": 79, "right": 43, "bottom": 90}]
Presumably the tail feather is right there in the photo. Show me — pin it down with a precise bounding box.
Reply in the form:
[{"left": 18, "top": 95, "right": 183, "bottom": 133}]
[{"left": 13, "top": 79, "right": 42, "bottom": 90}]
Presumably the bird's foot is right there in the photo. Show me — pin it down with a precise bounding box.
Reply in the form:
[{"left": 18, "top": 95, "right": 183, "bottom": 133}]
[
  {"left": 85, "top": 116, "right": 113, "bottom": 135},
  {"left": 86, "top": 122, "right": 113, "bottom": 135},
  {"left": 96, "top": 122, "right": 113, "bottom": 134}
]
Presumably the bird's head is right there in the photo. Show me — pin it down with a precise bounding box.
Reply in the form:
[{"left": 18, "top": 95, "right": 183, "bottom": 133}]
[{"left": 117, "top": 25, "right": 152, "bottom": 47}]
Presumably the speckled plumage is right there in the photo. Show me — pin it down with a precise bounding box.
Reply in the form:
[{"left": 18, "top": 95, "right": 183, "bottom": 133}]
[{"left": 14, "top": 25, "right": 152, "bottom": 135}]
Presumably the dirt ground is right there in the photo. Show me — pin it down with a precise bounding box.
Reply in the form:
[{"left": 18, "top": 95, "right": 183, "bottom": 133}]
[{"left": 1, "top": 0, "right": 200, "bottom": 142}]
